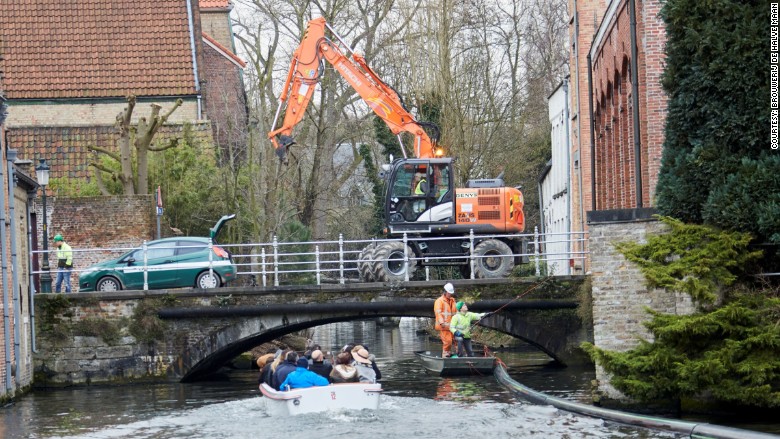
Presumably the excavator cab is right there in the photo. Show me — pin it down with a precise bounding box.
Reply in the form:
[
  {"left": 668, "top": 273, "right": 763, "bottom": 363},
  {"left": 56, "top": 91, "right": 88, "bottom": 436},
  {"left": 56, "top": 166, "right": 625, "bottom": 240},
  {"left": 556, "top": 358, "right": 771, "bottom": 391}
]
[{"left": 385, "top": 158, "right": 455, "bottom": 231}]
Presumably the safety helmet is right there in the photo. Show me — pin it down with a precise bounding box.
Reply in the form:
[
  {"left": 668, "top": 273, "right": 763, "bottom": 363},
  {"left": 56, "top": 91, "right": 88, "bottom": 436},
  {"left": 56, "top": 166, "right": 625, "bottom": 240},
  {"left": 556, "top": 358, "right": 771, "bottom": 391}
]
[
  {"left": 53, "top": 234, "right": 64, "bottom": 242},
  {"left": 443, "top": 282, "right": 455, "bottom": 295},
  {"left": 456, "top": 301, "right": 465, "bottom": 311}
]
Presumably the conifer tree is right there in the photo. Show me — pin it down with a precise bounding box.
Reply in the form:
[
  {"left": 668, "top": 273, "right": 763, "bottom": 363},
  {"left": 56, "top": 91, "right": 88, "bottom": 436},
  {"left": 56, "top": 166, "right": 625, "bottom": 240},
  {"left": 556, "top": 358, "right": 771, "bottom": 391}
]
[{"left": 655, "top": 0, "right": 779, "bottom": 244}]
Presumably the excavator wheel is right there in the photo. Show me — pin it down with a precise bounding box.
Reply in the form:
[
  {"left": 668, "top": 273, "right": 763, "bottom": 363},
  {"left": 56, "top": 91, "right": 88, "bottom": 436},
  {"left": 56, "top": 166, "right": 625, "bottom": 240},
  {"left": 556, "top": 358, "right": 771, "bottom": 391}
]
[
  {"left": 357, "top": 243, "right": 376, "bottom": 282},
  {"left": 371, "top": 241, "right": 417, "bottom": 282},
  {"left": 472, "top": 239, "right": 514, "bottom": 279}
]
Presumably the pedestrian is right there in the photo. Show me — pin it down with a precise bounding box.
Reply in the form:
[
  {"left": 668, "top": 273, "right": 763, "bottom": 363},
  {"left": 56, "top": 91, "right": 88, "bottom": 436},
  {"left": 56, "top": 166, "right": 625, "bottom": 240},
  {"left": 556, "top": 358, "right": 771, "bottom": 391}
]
[
  {"left": 449, "top": 302, "right": 492, "bottom": 357},
  {"left": 53, "top": 234, "right": 73, "bottom": 293},
  {"left": 279, "top": 357, "right": 329, "bottom": 390},
  {"left": 433, "top": 282, "right": 458, "bottom": 357}
]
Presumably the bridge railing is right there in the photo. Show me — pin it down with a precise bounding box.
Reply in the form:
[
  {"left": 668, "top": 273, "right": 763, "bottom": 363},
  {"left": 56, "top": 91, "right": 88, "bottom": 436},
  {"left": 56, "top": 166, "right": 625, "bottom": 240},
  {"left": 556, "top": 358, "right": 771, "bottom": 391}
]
[
  {"left": 224, "top": 228, "right": 588, "bottom": 287},
  {"left": 30, "top": 229, "right": 587, "bottom": 291}
]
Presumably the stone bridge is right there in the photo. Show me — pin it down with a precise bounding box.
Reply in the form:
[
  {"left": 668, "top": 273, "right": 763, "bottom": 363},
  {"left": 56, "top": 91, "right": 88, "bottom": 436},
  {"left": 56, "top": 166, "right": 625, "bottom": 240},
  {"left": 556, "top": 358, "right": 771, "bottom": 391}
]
[{"left": 33, "top": 276, "right": 589, "bottom": 386}]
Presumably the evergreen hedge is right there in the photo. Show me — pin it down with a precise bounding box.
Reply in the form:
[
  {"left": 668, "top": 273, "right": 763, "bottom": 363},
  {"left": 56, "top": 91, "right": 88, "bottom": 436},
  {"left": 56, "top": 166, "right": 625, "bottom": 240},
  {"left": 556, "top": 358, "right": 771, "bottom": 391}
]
[{"left": 655, "top": 0, "right": 779, "bottom": 244}]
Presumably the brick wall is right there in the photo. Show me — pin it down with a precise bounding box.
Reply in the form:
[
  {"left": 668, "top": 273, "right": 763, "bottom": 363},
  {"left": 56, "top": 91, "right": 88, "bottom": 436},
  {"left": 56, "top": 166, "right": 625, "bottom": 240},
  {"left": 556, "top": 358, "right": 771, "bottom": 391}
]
[
  {"left": 569, "top": 0, "right": 609, "bottom": 268},
  {"left": 201, "top": 12, "right": 233, "bottom": 49},
  {"left": 201, "top": 44, "right": 248, "bottom": 161},
  {"left": 6, "top": 98, "right": 199, "bottom": 128},
  {"left": 0, "top": 178, "right": 37, "bottom": 403},
  {"left": 589, "top": 217, "right": 694, "bottom": 400},
  {"left": 589, "top": 0, "right": 668, "bottom": 209},
  {"left": 34, "top": 195, "right": 160, "bottom": 292}
]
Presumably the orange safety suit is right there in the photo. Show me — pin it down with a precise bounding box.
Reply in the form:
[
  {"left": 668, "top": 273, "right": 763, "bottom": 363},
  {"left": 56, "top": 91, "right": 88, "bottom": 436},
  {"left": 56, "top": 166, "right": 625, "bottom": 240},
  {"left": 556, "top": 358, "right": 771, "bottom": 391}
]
[{"left": 434, "top": 294, "right": 457, "bottom": 357}]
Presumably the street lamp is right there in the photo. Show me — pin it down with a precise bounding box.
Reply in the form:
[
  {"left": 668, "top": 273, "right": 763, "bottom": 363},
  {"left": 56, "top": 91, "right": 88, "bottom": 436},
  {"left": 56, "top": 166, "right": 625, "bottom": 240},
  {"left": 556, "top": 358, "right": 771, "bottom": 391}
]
[{"left": 35, "top": 159, "right": 52, "bottom": 293}]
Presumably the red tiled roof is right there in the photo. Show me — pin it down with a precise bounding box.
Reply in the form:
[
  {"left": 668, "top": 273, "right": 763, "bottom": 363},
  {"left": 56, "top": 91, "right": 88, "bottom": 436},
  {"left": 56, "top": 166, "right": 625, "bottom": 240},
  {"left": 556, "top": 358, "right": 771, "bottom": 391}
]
[
  {"left": 202, "top": 33, "right": 246, "bottom": 68},
  {"left": 0, "top": 1, "right": 198, "bottom": 100},
  {"left": 200, "top": 0, "right": 231, "bottom": 9}
]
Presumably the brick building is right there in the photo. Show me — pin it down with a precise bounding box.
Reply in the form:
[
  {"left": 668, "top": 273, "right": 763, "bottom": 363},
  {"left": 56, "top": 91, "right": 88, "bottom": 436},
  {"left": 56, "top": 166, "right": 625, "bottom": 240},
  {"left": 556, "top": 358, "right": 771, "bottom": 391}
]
[
  {"left": 568, "top": 0, "right": 673, "bottom": 402},
  {"left": 0, "top": 0, "right": 247, "bottom": 180},
  {"left": 588, "top": 0, "right": 667, "bottom": 209},
  {"left": 567, "top": 0, "right": 668, "bottom": 249}
]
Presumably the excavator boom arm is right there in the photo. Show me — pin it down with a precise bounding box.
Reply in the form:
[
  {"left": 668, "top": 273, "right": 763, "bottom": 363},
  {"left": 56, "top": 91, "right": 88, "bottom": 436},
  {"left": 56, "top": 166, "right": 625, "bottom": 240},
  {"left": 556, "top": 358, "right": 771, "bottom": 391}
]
[{"left": 268, "top": 17, "right": 437, "bottom": 162}]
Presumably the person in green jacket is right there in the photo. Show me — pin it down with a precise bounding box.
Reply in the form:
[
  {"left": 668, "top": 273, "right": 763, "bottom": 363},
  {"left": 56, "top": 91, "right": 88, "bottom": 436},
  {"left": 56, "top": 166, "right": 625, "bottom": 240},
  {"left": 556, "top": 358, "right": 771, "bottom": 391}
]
[
  {"left": 53, "top": 234, "right": 73, "bottom": 293},
  {"left": 449, "top": 302, "right": 491, "bottom": 357}
]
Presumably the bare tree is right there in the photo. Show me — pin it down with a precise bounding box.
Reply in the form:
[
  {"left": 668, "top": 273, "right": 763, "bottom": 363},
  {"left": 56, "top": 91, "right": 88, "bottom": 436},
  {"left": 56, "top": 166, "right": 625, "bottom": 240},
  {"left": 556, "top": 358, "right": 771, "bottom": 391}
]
[
  {"left": 89, "top": 95, "right": 183, "bottom": 195},
  {"left": 232, "top": 0, "right": 567, "bottom": 238}
]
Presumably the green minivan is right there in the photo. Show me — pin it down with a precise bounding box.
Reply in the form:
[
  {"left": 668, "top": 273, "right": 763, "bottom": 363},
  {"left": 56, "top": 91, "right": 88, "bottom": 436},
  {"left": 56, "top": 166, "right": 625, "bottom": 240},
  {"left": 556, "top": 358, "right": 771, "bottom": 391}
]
[{"left": 78, "top": 214, "right": 237, "bottom": 292}]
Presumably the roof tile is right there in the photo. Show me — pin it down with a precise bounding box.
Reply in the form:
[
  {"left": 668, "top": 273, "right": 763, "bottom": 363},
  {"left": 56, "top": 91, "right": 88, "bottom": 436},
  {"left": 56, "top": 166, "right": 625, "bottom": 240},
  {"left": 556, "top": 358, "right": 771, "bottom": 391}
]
[
  {"left": 0, "top": 0, "right": 198, "bottom": 99},
  {"left": 199, "top": 0, "right": 231, "bottom": 9}
]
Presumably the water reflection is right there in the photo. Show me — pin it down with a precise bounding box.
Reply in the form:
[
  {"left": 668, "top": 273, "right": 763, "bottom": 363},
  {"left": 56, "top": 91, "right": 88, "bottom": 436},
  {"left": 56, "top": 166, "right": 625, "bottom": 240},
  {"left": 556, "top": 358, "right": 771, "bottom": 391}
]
[{"left": 0, "top": 318, "right": 767, "bottom": 438}]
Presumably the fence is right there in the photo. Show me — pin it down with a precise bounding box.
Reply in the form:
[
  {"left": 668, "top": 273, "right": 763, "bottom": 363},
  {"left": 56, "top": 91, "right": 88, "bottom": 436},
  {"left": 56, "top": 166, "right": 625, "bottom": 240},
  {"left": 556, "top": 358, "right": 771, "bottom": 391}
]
[{"left": 31, "top": 228, "right": 588, "bottom": 291}]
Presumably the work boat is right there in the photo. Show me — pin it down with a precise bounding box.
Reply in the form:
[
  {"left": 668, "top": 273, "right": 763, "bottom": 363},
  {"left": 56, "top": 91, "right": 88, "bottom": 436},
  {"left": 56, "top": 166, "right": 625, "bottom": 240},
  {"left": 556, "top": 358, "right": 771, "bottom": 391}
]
[
  {"left": 415, "top": 350, "right": 496, "bottom": 376},
  {"left": 259, "top": 383, "right": 382, "bottom": 416}
]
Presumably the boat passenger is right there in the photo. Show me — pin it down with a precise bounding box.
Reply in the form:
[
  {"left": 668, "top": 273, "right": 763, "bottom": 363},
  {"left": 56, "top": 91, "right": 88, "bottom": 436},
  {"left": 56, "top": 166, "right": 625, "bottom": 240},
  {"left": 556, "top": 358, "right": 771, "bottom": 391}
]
[
  {"left": 272, "top": 351, "right": 299, "bottom": 390},
  {"left": 309, "top": 349, "right": 333, "bottom": 380},
  {"left": 351, "top": 347, "right": 377, "bottom": 383},
  {"left": 352, "top": 345, "right": 381, "bottom": 381},
  {"left": 255, "top": 352, "right": 275, "bottom": 383},
  {"left": 261, "top": 349, "right": 284, "bottom": 386},
  {"left": 279, "top": 358, "right": 329, "bottom": 390},
  {"left": 329, "top": 352, "right": 359, "bottom": 383},
  {"left": 449, "top": 302, "right": 492, "bottom": 357}
]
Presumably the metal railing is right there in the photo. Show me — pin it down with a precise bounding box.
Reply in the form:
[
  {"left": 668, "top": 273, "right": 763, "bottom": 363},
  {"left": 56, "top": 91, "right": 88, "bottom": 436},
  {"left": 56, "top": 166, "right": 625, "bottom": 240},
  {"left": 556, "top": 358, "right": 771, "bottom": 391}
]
[{"left": 30, "top": 228, "right": 588, "bottom": 291}]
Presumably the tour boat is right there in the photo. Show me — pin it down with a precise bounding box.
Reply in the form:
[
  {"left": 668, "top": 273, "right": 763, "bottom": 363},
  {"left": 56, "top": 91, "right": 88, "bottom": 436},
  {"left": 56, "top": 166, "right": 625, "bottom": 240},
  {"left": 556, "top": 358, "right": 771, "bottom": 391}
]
[
  {"left": 415, "top": 350, "right": 496, "bottom": 376},
  {"left": 259, "top": 382, "right": 382, "bottom": 416}
]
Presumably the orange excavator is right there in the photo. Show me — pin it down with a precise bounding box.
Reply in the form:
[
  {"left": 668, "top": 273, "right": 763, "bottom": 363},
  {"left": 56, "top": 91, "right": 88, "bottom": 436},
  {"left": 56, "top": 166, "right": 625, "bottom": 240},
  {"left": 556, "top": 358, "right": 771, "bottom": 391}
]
[{"left": 268, "top": 17, "right": 526, "bottom": 281}]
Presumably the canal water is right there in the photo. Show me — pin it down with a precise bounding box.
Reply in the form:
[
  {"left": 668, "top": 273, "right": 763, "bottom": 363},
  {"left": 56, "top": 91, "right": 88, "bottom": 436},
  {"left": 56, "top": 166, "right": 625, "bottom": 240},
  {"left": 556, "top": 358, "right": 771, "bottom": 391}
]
[{"left": 0, "top": 319, "right": 775, "bottom": 438}]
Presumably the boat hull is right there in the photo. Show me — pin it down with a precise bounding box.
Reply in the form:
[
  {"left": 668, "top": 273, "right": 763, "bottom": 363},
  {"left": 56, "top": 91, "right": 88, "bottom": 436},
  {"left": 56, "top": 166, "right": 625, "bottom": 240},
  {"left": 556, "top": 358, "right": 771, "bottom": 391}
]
[
  {"left": 259, "top": 382, "right": 382, "bottom": 416},
  {"left": 415, "top": 350, "right": 496, "bottom": 376}
]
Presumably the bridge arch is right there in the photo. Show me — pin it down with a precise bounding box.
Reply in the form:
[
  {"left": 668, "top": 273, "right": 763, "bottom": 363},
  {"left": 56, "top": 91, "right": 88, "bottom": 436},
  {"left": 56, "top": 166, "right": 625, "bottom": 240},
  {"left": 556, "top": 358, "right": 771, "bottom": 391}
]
[
  {"left": 170, "top": 305, "right": 589, "bottom": 381},
  {"left": 34, "top": 277, "right": 589, "bottom": 385}
]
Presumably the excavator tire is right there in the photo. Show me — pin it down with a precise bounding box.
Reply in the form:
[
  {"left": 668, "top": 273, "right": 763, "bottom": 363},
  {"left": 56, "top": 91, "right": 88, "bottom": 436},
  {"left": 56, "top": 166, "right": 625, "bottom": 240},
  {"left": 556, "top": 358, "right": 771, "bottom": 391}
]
[
  {"left": 371, "top": 241, "right": 417, "bottom": 282},
  {"left": 358, "top": 243, "right": 376, "bottom": 282},
  {"left": 472, "top": 239, "right": 514, "bottom": 279}
]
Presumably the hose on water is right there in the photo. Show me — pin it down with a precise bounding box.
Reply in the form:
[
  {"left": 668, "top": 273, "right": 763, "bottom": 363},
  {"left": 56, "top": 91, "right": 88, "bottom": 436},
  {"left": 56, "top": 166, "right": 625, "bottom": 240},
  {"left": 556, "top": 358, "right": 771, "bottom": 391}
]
[{"left": 492, "top": 360, "right": 778, "bottom": 439}]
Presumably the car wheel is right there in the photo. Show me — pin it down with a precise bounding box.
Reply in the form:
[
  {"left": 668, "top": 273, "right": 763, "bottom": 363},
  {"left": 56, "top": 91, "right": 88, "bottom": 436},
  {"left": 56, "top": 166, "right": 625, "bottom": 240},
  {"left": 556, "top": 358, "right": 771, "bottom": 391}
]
[
  {"left": 196, "top": 270, "right": 222, "bottom": 289},
  {"left": 96, "top": 276, "right": 121, "bottom": 292},
  {"left": 472, "top": 239, "right": 514, "bottom": 279}
]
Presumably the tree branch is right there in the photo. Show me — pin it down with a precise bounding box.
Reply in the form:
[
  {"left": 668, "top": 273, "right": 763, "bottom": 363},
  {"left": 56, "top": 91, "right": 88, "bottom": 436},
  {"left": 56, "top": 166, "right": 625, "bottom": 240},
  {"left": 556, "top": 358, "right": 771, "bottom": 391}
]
[
  {"left": 148, "top": 138, "right": 180, "bottom": 152},
  {"left": 87, "top": 145, "right": 121, "bottom": 162}
]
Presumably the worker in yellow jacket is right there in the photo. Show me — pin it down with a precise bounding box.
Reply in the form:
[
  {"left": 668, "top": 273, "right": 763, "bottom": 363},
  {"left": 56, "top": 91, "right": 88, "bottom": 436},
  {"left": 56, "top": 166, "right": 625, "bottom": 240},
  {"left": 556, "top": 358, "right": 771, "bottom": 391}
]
[
  {"left": 53, "top": 234, "right": 73, "bottom": 293},
  {"left": 449, "top": 302, "right": 492, "bottom": 357}
]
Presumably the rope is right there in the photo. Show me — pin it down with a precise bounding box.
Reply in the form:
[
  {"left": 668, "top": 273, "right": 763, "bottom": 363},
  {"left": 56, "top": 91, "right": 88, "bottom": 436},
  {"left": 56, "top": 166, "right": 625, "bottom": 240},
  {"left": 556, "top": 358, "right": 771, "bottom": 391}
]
[{"left": 469, "top": 276, "right": 556, "bottom": 332}]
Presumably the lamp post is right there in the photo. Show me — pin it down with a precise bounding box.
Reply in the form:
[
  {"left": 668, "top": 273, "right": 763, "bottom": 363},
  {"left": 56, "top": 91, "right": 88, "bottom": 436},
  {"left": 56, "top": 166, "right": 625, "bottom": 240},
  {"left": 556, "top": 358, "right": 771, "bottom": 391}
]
[{"left": 35, "top": 159, "right": 52, "bottom": 293}]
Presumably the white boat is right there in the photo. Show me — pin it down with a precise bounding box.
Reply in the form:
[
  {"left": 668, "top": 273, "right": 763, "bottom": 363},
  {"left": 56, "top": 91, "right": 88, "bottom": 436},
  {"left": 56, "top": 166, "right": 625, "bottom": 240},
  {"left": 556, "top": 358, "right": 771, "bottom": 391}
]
[{"left": 259, "top": 382, "right": 382, "bottom": 416}]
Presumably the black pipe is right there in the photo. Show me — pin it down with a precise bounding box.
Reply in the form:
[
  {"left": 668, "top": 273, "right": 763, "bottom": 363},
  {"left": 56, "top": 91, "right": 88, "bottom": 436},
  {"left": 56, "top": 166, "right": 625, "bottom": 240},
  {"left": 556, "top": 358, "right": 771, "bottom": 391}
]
[
  {"left": 157, "top": 299, "right": 579, "bottom": 318},
  {"left": 587, "top": 53, "right": 597, "bottom": 211},
  {"left": 629, "top": 0, "right": 643, "bottom": 208},
  {"left": 495, "top": 363, "right": 777, "bottom": 439}
]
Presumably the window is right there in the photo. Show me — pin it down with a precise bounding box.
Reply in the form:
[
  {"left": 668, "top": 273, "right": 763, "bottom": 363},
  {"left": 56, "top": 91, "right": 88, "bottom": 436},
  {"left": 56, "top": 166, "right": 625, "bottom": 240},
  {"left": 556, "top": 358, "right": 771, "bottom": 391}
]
[{"left": 178, "top": 241, "right": 207, "bottom": 255}]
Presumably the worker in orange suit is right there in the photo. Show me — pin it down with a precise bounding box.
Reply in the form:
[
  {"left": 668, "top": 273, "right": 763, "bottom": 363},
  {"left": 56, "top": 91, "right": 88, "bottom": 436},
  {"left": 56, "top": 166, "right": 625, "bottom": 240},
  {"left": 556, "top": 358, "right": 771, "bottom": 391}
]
[{"left": 434, "top": 282, "right": 458, "bottom": 357}]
